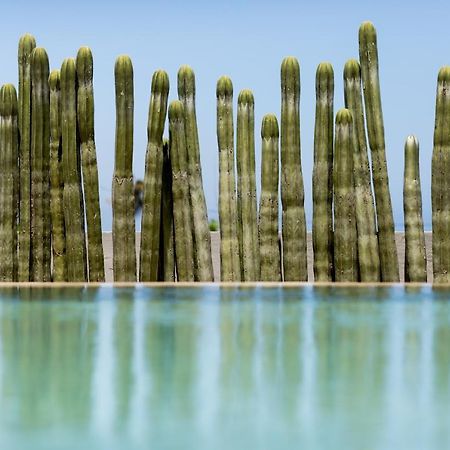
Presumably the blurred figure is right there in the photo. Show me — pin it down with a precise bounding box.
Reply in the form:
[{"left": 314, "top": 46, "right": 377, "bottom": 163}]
[{"left": 134, "top": 179, "right": 144, "bottom": 213}]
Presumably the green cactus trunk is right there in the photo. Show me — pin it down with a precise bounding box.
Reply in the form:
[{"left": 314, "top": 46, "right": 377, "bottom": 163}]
[
  {"left": 61, "top": 57, "right": 87, "bottom": 282},
  {"left": 168, "top": 100, "right": 195, "bottom": 282},
  {"left": 343, "top": 59, "right": 380, "bottom": 282},
  {"left": 312, "top": 62, "right": 334, "bottom": 282},
  {"left": 216, "top": 75, "right": 240, "bottom": 282},
  {"left": 139, "top": 70, "right": 169, "bottom": 281},
  {"left": 76, "top": 47, "right": 105, "bottom": 282},
  {"left": 236, "top": 89, "right": 259, "bottom": 281},
  {"left": 333, "top": 109, "right": 358, "bottom": 282},
  {"left": 178, "top": 66, "right": 214, "bottom": 281},
  {"left": 404, "top": 135, "right": 426, "bottom": 282},
  {"left": 258, "top": 114, "right": 281, "bottom": 281},
  {"left": 280, "top": 57, "right": 307, "bottom": 281},
  {"left": 113, "top": 55, "right": 136, "bottom": 282},
  {"left": 49, "top": 70, "right": 67, "bottom": 281},
  {"left": 358, "top": 21, "right": 399, "bottom": 282},
  {"left": 17, "top": 34, "right": 36, "bottom": 281},
  {"left": 0, "top": 84, "right": 19, "bottom": 281}
]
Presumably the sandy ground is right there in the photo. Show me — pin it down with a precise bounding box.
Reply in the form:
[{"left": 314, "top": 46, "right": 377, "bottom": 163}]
[{"left": 103, "top": 231, "right": 433, "bottom": 282}]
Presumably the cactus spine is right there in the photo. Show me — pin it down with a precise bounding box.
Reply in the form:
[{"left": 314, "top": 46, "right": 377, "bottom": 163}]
[
  {"left": 404, "top": 136, "right": 426, "bottom": 282},
  {"left": 139, "top": 70, "right": 170, "bottom": 281},
  {"left": 61, "top": 57, "right": 87, "bottom": 282},
  {"left": 216, "top": 76, "right": 240, "bottom": 282},
  {"left": 76, "top": 47, "right": 105, "bottom": 282},
  {"left": 258, "top": 114, "right": 281, "bottom": 281},
  {"left": 280, "top": 57, "right": 307, "bottom": 281},
  {"left": 359, "top": 21, "right": 399, "bottom": 282},
  {"left": 312, "top": 62, "right": 334, "bottom": 282},
  {"left": 178, "top": 66, "right": 214, "bottom": 281},
  {"left": 0, "top": 84, "right": 19, "bottom": 281},
  {"left": 49, "top": 70, "right": 66, "bottom": 281},
  {"left": 237, "top": 89, "right": 259, "bottom": 281},
  {"left": 113, "top": 55, "right": 136, "bottom": 282},
  {"left": 17, "top": 34, "right": 36, "bottom": 281},
  {"left": 343, "top": 59, "right": 380, "bottom": 282},
  {"left": 168, "top": 100, "right": 195, "bottom": 281},
  {"left": 334, "top": 109, "right": 358, "bottom": 282}
]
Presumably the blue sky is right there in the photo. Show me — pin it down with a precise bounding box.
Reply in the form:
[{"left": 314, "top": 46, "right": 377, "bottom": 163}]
[{"left": 0, "top": 0, "right": 448, "bottom": 230}]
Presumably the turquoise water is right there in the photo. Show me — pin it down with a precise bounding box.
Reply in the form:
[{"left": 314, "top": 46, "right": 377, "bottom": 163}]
[{"left": 0, "top": 286, "right": 449, "bottom": 449}]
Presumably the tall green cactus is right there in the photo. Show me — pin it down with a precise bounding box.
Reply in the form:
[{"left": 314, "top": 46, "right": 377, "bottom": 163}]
[
  {"left": 139, "top": 69, "right": 169, "bottom": 282},
  {"left": 168, "top": 100, "right": 195, "bottom": 281},
  {"left": 216, "top": 75, "right": 240, "bottom": 282},
  {"left": 312, "top": 62, "right": 334, "bottom": 282},
  {"left": 280, "top": 57, "right": 307, "bottom": 281},
  {"left": 17, "top": 33, "right": 36, "bottom": 281},
  {"left": 113, "top": 55, "right": 136, "bottom": 282},
  {"left": 432, "top": 66, "right": 450, "bottom": 283},
  {"left": 30, "top": 48, "right": 51, "bottom": 282},
  {"left": 49, "top": 70, "right": 67, "bottom": 282},
  {"left": 333, "top": 109, "right": 358, "bottom": 282},
  {"left": 61, "top": 57, "right": 87, "bottom": 282},
  {"left": 404, "top": 135, "right": 426, "bottom": 282},
  {"left": 178, "top": 66, "right": 214, "bottom": 281},
  {"left": 236, "top": 89, "right": 259, "bottom": 281},
  {"left": 359, "top": 21, "right": 399, "bottom": 282},
  {"left": 0, "top": 84, "right": 19, "bottom": 281},
  {"left": 258, "top": 114, "right": 281, "bottom": 281},
  {"left": 76, "top": 47, "right": 105, "bottom": 282},
  {"left": 343, "top": 59, "right": 380, "bottom": 282}
]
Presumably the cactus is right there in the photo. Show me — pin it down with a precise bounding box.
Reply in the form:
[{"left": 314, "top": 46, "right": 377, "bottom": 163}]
[
  {"left": 333, "top": 109, "right": 358, "bottom": 282},
  {"left": 0, "top": 84, "right": 19, "bottom": 281},
  {"left": 49, "top": 70, "right": 66, "bottom": 281},
  {"left": 343, "top": 59, "right": 380, "bottom": 282},
  {"left": 76, "top": 47, "right": 105, "bottom": 282},
  {"left": 359, "top": 21, "right": 399, "bottom": 282},
  {"left": 113, "top": 55, "right": 136, "bottom": 282},
  {"left": 258, "top": 114, "right": 281, "bottom": 281},
  {"left": 168, "top": 100, "right": 195, "bottom": 281},
  {"left": 17, "top": 34, "right": 36, "bottom": 281},
  {"left": 177, "top": 66, "right": 214, "bottom": 281},
  {"left": 216, "top": 76, "right": 240, "bottom": 282},
  {"left": 139, "top": 69, "right": 170, "bottom": 281},
  {"left": 432, "top": 66, "right": 450, "bottom": 283},
  {"left": 236, "top": 89, "right": 259, "bottom": 281},
  {"left": 30, "top": 48, "right": 51, "bottom": 282},
  {"left": 404, "top": 136, "right": 426, "bottom": 282},
  {"left": 280, "top": 57, "right": 307, "bottom": 281},
  {"left": 61, "top": 57, "right": 87, "bottom": 282},
  {"left": 312, "top": 62, "right": 334, "bottom": 282}
]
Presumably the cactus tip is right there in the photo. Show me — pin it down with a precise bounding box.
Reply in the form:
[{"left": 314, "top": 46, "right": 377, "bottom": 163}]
[
  {"left": 216, "top": 76, "right": 233, "bottom": 97},
  {"left": 343, "top": 59, "right": 360, "bottom": 79},
  {"left": 261, "top": 114, "right": 279, "bottom": 139},
  {"left": 168, "top": 99, "right": 184, "bottom": 121},
  {"left": 438, "top": 66, "right": 450, "bottom": 83},
  {"left": 238, "top": 89, "right": 254, "bottom": 105},
  {"left": 336, "top": 108, "right": 353, "bottom": 125},
  {"left": 151, "top": 69, "right": 170, "bottom": 95}
]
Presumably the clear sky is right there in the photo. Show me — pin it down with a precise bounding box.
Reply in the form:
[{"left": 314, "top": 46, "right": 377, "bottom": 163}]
[{"left": 0, "top": 0, "right": 448, "bottom": 230}]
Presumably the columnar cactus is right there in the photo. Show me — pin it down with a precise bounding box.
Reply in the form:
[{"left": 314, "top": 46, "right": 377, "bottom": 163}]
[
  {"left": 30, "top": 48, "right": 51, "bottom": 282},
  {"left": 139, "top": 69, "right": 169, "bottom": 281},
  {"left": 0, "top": 84, "right": 19, "bottom": 281},
  {"left": 359, "top": 21, "right": 399, "bottom": 282},
  {"left": 237, "top": 89, "right": 259, "bottom": 281},
  {"left": 333, "top": 109, "right": 358, "bottom": 282},
  {"left": 168, "top": 100, "right": 195, "bottom": 281},
  {"left": 404, "top": 136, "right": 426, "bottom": 282},
  {"left": 76, "top": 47, "right": 105, "bottom": 282},
  {"left": 432, "top": 66, "right": 450, "bottom": 283},
  {"left": 343, "top": 59, "right": 380, "bottom": 282},
  {"left": 258, "top": 114, "right": 281, "bottom": 281},
  {"left": 17, "top": 34, "right": 36, "bottom": 281},
  {"left": 61, "top": 57, "right": 87, "bottom": 282},
  {"left": 312, "top": 62, "right": 334, "bottom": 282},
  {"left": 49, "top": 70, "right": 67, "bottom": 281},
  {"left": 216, "top": 75, "right": 240, "bottom": 282},
  {"left": 280, "top": 57, "right": 307, "bottom": 281},
  {"left": 113, "top": 55, "right": 136, "bottom": 282},
  {"left": 178, "top": 66, "right": 214, "bottom": 281}
]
